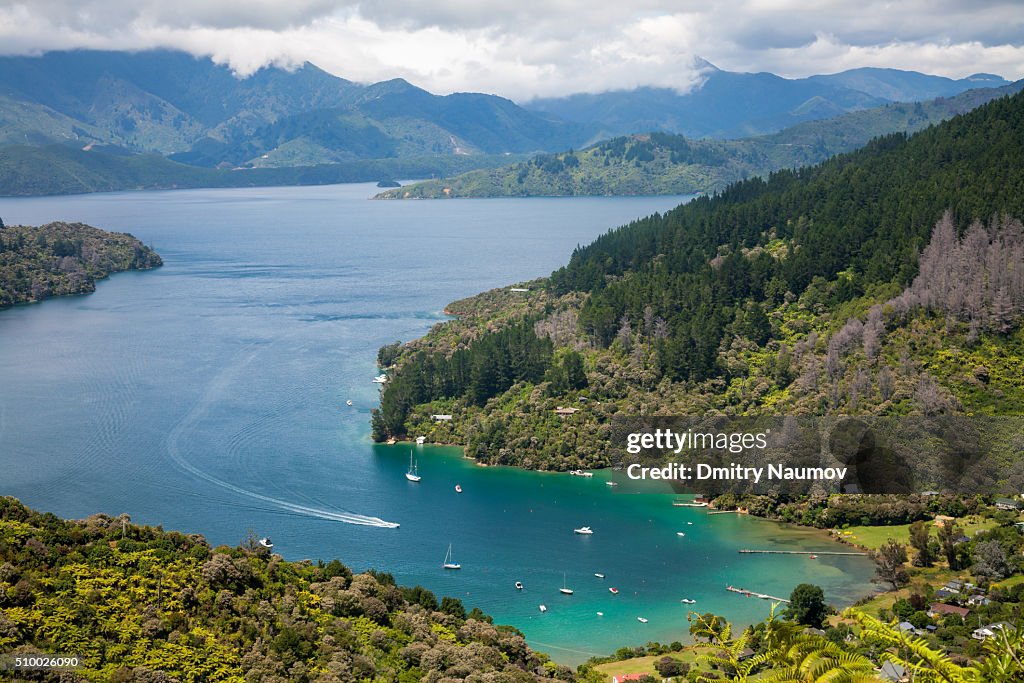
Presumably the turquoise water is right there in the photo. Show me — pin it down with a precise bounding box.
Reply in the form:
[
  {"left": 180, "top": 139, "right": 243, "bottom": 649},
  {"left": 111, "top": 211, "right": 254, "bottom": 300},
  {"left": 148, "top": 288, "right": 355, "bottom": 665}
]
[{"left": 0, "top": 184, "right": 877, "bottom": 664}]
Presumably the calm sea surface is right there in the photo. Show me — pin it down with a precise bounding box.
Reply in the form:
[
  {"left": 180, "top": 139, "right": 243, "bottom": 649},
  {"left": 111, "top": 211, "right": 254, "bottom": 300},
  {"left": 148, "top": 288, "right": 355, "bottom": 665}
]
[{"left": 0, "top": 183, "right": 877, "bottom": 664}]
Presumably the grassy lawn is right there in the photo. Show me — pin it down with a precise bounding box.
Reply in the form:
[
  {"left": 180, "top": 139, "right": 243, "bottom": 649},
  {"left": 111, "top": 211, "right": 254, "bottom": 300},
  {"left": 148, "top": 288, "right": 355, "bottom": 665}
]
[
  {"left": 593, "top": 649, "right": 700, "bottom": 681},
  {"left": 992, "top": 574, "right": 1024, "bottom": 591},
  {"left": 842, "top": 515, "right": 997, "bottom": 551}
]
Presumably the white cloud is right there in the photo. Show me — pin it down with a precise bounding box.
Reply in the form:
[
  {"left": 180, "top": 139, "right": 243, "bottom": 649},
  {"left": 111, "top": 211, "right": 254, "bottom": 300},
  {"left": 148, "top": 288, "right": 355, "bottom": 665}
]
[{"left": 0, "top": 0, "right": 1020, "bottom": 100}]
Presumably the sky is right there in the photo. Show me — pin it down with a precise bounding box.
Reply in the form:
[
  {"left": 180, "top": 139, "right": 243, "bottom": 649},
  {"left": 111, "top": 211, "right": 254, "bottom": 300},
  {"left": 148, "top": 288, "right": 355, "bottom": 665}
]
[{"left": 0, "top": 1, "right": 1022, "bottom": 101}]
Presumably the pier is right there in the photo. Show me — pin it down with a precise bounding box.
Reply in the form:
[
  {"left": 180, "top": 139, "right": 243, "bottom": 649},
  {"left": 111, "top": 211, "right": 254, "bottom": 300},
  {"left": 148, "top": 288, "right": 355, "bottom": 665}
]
[
  {"left": 726, "top": 585, "right": 791, "bottom": 603},
  {"left": 738, "top": 549, "right": 869, "bottom": 556}
]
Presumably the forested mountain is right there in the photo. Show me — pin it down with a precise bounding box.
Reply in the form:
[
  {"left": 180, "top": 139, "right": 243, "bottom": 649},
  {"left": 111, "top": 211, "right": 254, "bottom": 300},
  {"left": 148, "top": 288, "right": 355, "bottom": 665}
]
[
  {"left": 0, "top": 50, "right": 591, "bottom": 167},
  {"left": 373, "top": 90, "right": 1024, "bottom": 470},
  {"left": 0, "top": 497, "right": 570, "bottom": 682},
  {"left": 377, "top": 82, "right": 1023, "bottom": 199},
  {"left": 0, "top": 222, "right": 162, "bottom": 307},
  {"left": 528, "top": 61, "right": 1009, "bottom": 139}
]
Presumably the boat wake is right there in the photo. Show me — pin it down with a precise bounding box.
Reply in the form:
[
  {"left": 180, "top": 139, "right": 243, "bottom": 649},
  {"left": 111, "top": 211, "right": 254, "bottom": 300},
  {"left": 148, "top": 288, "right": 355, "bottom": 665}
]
[{"left": 165, "top": 349, "right": 400, "bottom": 529}]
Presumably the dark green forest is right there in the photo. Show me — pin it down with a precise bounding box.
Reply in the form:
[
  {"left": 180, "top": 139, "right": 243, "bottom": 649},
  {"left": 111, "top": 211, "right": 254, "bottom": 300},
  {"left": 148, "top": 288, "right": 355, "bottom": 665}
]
[
  {"left": 374, "top": 91, "right": 1024, "bottom": 469},
  {"left": 551, "top": 91, "right": 1024, "bottom": 383}
]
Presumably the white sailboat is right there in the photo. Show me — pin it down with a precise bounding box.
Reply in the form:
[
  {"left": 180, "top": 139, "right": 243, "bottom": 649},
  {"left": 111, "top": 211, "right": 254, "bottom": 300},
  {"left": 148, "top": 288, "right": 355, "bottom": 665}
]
[
  {"left": 559, "top": 572, "right": 574, "bottom": 595},
  {"left": 405, "top": 450, "right": 421, "bottom": 482},
  {"left": 443, "top": 544, "right": 461, "bottom": 570}
]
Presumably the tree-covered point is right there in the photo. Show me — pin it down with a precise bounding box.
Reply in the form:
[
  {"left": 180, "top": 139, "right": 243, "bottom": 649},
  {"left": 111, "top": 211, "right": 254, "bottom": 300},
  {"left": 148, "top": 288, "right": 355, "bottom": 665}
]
[
  {"left": 0, "top": 221, "right": 162, "bottom": 307},
  {"left": 0, "top": 497, "right": 570, "bottom": 682},
  {"left": 372, "top": 321, "right": 556, "bottom": 440}
]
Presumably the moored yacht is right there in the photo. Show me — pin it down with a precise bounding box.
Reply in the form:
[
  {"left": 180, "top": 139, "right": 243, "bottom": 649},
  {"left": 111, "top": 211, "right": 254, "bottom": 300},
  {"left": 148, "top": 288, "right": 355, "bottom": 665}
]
[{"left": 574, "top": 526, "right": 594, "bottom": 535}]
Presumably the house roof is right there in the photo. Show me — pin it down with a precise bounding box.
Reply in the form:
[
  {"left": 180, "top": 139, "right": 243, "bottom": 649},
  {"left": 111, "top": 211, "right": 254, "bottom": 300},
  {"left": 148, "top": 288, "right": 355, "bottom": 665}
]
[
  {"left": 929, "top": 603, "right": 970, "bottom": 617},
  {"left": 880, "top": 661, "right": 907, "bottom": 681}
]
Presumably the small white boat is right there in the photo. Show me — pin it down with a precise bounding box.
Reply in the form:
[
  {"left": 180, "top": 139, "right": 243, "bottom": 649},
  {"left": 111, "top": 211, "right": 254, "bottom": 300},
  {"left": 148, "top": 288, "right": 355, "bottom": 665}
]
[
  {"left": 676, "top": 532, "right": 686, "bottom": 537},
  {"left": 455, "top": 484, "right": 462, "bottom": 493},
  {"left": 515, "top": 581, "right": 524, "bottom": 590},
  {"left": 405, "top": 450, "right": 421, "bottom": 482},
  {"left": 415, "top": 436, "right": 425, "bottom": 444},
  {"left": 258, "top": 537, "right": 273, "bottom": 549},
  {"left": 687, "top": 522, "right": 693, "bottom": 525},
  {"left": 539, "top": 604, "right": 547, "bottom": 612},
  {"left": 372, "top": 374, "right": 388, "bottom": 383},
  {"left": 559, "top": 573, "right": 574, "bottom": 595},
  {"left": 574, "top": 526, "right": 594, "bottom": 535},
  {"left": 594, "top": 573, "right": 605, "bottom": 579},
  {"left": 606, "top": 481, "right": 618, "bottom": 487},
  {"left": 346, "top": 399, "right": 353, "bottom": 406},
  {"left": 637, "top": 617, "right": 648, "bottom": 623},
  {"left": 609, "top": 587, "right": 619, "bottom": 594},
  {"left": 681, "top": 598, "right": 696, "bottom": 604},
  {"left": 442, "top": 544, "right": 461, "bottom": 570},
  {"left": 580, "top": 472, "right": 593, "bottom": 478},
  {"left": 596, "top": 611, "right": 604, "bottom": 616}
]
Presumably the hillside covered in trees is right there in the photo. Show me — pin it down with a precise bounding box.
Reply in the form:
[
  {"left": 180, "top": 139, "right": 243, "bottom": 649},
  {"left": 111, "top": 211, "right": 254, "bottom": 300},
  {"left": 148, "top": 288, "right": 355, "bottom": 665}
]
[
  {"left": 372, "top": 90, "right": 1024, "bottom": 471},
  {"left": 0, "top": 222, "right": 162, "bottom": 307},
  {"left": 0, "top": 497, "right": 572, "bottom": 682},
  {"left": 376, "top": 82, "right": 1022, "bottom": 200}
]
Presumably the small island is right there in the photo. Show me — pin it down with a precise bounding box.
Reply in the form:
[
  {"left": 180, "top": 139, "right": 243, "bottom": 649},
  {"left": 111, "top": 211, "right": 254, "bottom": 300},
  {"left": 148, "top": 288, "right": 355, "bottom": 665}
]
[
  {"left": 376, "top": 179, "right": 402, "bottom": 188},
  {"left": 0, "top": 220, "right": 162, "bottom": 308}
]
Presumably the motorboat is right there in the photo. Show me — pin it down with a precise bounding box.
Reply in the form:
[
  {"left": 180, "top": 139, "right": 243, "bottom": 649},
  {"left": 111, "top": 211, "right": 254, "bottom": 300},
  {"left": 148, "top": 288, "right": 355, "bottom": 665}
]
[
  {"left": 609, "top": 587, "right": 619, "bottom": 594},
  {"left": 515, "top": 581, "right": 524, "bottom": 590},
  {"left": 594, "top": 573, "right": 605, "bottom": 579},
  {"left": 258, "top": 537, "right": 273, "bottom": 549},
  {"left": 455, "top": 484, "right": 462, "bottom": 493},
  {"left": 637, "top": 617, "right": 648, "bottom": 623},
  {"left": 539, "top": 605, "right": 547, "bottom": 612},
  {"left": 574, "top": 526, "right": 594, "bottom": 535}
]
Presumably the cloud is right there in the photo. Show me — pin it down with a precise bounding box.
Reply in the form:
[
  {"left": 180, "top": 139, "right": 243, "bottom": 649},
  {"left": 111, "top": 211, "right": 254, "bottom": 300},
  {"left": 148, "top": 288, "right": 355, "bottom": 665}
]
[{"left": 0, "top": 1, "right": 1020, "bottom": 100}]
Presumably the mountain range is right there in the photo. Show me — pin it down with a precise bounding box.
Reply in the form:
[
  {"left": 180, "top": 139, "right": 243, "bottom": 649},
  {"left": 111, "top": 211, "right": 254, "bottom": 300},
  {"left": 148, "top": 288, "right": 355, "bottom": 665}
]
[
  {"left": 0, "top": 49, "right": 1011, "bottom": 195},
  {"left": 377, "top": 81, "right": 1024, "bottom": 199},
  {"left": 527, "top": 60, "right": 1009, "bottom": 139}
]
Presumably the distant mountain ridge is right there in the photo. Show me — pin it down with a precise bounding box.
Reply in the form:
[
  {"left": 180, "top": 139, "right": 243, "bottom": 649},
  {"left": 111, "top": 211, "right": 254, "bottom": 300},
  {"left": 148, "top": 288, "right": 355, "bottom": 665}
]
[
  {"left": 0, "top": 50, "right": 591, "bottom": 166},
  {"left": 528, "top": 61, "right": 1010, "bottom": 139},
  {"left": 0, "top": 49, "right": 1011, "bottom": 193},
  {"left": 377, "top": 81, "right": 1024, "bottom": 199}
]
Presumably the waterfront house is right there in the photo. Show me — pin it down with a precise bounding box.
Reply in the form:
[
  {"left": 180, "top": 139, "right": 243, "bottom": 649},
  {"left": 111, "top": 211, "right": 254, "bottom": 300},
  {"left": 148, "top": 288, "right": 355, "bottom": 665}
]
[{"left": 996, "top": 497, "right": 1022, "bottom": 510}]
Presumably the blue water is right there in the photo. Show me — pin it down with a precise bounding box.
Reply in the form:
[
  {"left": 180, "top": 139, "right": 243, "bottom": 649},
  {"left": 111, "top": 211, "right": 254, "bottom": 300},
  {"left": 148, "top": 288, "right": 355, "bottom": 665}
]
[{"left": 0, "top": 183, "right": 877, "bottom": 664}]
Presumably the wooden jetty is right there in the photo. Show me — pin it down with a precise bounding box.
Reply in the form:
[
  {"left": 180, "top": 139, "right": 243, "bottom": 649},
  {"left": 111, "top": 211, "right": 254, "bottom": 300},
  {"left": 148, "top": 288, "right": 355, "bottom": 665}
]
[
  {"left": 738, "top": 549, "right": 869, "bottom": 556},
  {"left": 726, "top": 585, "right": 790, "bottom": 603}
]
